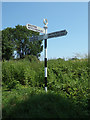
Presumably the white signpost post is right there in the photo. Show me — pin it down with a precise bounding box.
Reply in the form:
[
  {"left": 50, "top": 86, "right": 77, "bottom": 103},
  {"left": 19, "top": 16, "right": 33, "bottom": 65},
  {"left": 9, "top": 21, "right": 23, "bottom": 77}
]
[{"left": 26, "top": 19, "right": 67, "bottom": 92}]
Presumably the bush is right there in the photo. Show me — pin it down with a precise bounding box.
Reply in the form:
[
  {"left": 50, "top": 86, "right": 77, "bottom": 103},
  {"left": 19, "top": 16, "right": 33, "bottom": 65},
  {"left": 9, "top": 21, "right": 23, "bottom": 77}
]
[
  {"left": 2, "top": 59, "right": 44, "bottom": 89},
  {"left": 2, "top": 58, "right": 89, "bottom": 118},
  {"left": 23, "top": 55, "right": 40, "bottom": 62},
  {"left": 2, "top": 59, "right": 88, "bottom": 91}
]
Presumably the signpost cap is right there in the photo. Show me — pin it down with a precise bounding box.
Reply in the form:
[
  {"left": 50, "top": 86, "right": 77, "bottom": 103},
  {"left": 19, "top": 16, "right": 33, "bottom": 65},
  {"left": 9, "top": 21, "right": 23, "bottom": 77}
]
[{"left": 43, "top": 19, "right": 48, "bottom": 26}]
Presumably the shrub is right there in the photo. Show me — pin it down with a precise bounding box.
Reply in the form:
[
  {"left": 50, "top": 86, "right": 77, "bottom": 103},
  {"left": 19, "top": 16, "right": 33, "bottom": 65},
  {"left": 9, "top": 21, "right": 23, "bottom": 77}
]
[{"left": 23, "top": 55, "right": 40, "bottom": 62}]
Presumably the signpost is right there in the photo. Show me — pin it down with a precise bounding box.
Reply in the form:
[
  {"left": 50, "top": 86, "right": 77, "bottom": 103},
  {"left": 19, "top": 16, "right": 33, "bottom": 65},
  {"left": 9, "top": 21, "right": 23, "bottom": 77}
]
[
  {"left": 26, "top": 19, "right": 67, "bottom": 92},
  {"left": 47, "top": 30, "right": 67, "bottom": 39},
  {"left": 29, "top": 35, "right": 44, "bottom": 42},
  {"left": 43, "top": 19, "right": 48, "bottom": 92},
  {"left": 26, "top": 23, "right": 45, "bottom": 33},
  {"left": 28, "top": 30, "right": 67, "bottom": 42}
]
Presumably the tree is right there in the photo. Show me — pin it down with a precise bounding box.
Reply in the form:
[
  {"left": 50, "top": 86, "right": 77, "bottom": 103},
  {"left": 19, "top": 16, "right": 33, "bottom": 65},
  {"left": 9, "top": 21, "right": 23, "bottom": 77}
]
[
  {"left": 29, "top": 40, "right": 43, "bottom": 58},
  {"left": 13, "top": 25, "right": 43, "bottom": 59},
  {"left": 2, "top": 25, "right": 43, "bottom": 60},
  {"left": 2, "top": 27, "right": 15, "bottom": 60}
]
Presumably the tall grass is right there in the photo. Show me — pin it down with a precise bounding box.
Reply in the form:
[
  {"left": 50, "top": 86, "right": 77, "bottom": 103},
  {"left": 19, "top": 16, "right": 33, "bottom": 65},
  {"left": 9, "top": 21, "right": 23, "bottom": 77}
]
[{"left": 2, "top": 58, "right": 89, "bottom": 118}]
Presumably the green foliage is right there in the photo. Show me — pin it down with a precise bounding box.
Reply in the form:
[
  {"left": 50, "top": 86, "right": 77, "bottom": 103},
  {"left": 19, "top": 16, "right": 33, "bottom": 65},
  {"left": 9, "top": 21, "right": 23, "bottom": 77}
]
[
  {"left": 2, "top": 25, "right": 43, "bottom": 60},
  {"left": 2, "top": 58, "right": 44, "bottom": 90},
  {"left": 13, "top": 25, "right": 42, "bottom": 58},
  {"left": 23, "top": 55, "right": 40, "bottom": 62},
  {"left": 2, "top": 58, "right": 89, "bottom": 118},
  {"left": 2, "top": 28, "right": 15, "bottom": 60},
  {"left": 2, "top": 87, "right": 82, "bottom": 118}
]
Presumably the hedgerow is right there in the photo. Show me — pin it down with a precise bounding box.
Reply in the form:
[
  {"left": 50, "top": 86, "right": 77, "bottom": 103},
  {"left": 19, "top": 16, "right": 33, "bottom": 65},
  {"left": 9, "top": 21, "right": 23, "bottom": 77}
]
[{"left": 2, "top": 58, "right": 89, "bottom": 118}]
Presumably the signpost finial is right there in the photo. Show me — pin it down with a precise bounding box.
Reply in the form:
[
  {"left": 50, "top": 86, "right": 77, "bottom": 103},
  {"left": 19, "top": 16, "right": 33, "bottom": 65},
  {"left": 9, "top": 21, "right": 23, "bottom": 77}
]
[{"left": 43, "top": 19, "right": 48, "bottom": 26}]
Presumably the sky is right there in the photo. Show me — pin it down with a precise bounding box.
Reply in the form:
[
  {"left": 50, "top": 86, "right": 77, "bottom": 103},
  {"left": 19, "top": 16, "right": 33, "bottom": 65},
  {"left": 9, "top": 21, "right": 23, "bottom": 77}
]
[{"left": 2, "top": 2, "right": 88, "bottom": 60}]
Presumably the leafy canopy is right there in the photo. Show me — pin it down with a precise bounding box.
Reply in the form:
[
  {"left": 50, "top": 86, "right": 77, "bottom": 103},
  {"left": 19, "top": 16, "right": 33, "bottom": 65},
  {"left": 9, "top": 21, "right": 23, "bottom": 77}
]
[{"left": 2, "top": 25, "right": 43, "bottom": 60}]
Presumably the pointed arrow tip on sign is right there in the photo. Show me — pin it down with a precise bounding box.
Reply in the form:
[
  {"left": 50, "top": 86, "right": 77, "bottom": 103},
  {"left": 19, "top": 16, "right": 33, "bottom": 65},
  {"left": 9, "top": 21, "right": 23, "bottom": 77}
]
[{"left": 65, "top": 30, "right": 68, "bottom": 34}]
